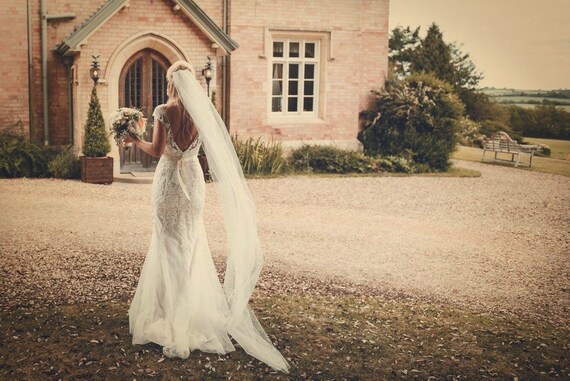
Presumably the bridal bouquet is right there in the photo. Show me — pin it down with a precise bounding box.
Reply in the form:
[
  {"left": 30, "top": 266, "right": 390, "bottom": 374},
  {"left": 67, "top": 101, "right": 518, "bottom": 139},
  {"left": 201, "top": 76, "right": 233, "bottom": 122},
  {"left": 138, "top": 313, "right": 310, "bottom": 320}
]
[{"left": 109, "top": 107, "right": 147, "bottom": 149}]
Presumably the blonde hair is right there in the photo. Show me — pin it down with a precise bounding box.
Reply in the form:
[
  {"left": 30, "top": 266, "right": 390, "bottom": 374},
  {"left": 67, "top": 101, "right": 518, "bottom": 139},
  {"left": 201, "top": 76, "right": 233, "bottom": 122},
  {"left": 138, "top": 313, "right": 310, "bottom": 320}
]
[
  {"left": 166, "top": 60, "right": 195, "bottom": 101},
  {"left": 165, "top": 60, "right": 196, "bottom": 137}
]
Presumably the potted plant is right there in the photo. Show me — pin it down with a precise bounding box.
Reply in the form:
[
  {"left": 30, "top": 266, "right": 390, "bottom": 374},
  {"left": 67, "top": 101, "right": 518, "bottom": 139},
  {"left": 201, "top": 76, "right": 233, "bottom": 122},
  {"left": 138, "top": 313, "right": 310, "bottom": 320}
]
[{"left": 80, "top": 85, "right": 113, "bottom": 184}]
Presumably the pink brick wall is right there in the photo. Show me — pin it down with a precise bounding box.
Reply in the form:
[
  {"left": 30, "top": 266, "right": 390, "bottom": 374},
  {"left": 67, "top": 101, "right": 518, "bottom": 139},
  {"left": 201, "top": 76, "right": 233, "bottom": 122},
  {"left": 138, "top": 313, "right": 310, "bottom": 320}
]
[
  {"left": 0, "top": 2, "right": 31, "bottom": 137},
  {"left": 229, "top": 0, "right": 389, "bottom": 147},
  {"left": 16, "top": 0, "right": 222, "bottom": 147},
  {"left": 3, "top": 0, "right": 389, "bottom": 151}
]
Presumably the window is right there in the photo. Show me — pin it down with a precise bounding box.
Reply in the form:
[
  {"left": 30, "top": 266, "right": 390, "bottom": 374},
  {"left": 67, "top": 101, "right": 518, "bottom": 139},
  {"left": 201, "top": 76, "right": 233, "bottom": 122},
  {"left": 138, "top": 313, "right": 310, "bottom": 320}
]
[{"left": 271, "top": 39, "right": 320, "bottom": 116}]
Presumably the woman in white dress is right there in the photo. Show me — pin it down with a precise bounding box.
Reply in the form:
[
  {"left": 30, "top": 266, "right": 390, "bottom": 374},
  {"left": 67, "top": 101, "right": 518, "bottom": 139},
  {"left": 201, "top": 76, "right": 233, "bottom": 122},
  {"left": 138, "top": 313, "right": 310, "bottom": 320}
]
[{"left": 124, "top": 61, "right": 289, "bottom": 373}]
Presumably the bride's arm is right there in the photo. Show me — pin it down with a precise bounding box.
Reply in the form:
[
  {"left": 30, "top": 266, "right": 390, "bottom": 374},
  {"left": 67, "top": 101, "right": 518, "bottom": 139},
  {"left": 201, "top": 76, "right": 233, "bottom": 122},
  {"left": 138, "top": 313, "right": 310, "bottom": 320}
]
[{"left": 126, "top": 118, "right": 166, "bottom": 158}]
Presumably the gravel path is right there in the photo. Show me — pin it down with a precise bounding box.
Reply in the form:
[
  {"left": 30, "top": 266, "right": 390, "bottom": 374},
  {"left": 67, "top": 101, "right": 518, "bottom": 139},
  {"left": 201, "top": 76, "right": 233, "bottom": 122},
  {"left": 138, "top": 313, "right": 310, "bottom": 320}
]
[{"left": 1, "top": 160, "right": 568, "bottom": 326}]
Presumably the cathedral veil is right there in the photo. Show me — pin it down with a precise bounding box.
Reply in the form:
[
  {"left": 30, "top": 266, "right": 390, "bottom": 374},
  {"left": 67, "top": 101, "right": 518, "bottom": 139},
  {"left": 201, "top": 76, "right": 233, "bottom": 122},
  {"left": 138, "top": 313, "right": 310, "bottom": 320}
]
[{"left": 171, "top": 70, "right": 290, "bottom": 373}]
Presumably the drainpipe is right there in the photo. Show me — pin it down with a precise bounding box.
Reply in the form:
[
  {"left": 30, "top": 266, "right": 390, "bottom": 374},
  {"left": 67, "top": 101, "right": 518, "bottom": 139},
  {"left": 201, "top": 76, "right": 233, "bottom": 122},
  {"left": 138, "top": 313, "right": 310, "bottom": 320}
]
[
  {"left": 62, "top": 56, "right": 74, "bottom": 146},
  {"left": 27, "top": 0, "right": 35, "bottom": 139},
  {"left": 222, "top": 0, "right": 230, "bottom": 129},
  {"left": 41, "top": 0, "right": 49, "bottom": 145},
  {"left": 40, "top": 0, "right": 75, "bottom": 145}
]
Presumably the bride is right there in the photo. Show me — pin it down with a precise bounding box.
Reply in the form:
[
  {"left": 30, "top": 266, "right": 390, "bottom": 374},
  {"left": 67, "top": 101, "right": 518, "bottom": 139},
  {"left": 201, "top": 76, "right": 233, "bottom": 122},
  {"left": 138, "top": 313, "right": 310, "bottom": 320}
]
[{"left": 124, "top": 61, "right": 290, "bottom": 373}]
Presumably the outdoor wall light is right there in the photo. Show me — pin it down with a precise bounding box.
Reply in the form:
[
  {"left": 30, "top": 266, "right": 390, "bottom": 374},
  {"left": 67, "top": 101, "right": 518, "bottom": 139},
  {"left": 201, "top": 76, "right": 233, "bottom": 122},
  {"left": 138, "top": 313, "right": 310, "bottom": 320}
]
[
  {"left": 202, "top": 56, "right": 213, "bottom": 96},
  {"left": 90, "top": 55, "right": 100, "bottom": 85}
]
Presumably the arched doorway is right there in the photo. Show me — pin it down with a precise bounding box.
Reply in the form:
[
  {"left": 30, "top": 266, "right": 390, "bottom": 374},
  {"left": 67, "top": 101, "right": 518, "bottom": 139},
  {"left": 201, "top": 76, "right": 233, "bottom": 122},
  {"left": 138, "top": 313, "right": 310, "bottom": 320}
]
[{"left": 119, "top": 49, "right": 169, "bottom": 172}]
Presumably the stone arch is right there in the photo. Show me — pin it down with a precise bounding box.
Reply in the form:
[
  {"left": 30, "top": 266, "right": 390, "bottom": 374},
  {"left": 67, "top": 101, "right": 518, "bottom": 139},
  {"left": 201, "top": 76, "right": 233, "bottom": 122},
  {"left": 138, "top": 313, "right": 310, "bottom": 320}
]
[{"left": 104, "top": 32, "right": 189, "bottom": 176}]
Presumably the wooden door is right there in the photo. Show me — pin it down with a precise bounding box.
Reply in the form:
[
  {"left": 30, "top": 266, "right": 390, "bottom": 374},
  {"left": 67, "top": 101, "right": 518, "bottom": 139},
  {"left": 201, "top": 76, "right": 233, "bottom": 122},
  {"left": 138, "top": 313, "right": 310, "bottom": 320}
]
[{"left": 119, "top": 49, "right": 169, "bottom": 172}]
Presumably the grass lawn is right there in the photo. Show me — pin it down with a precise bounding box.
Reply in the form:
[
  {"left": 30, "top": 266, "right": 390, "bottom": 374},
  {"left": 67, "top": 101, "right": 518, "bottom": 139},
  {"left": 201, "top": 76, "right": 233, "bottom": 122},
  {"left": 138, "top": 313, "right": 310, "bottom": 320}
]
[
  {"left": 522, "top": 137, "right": 570, "bottom": 160},
  {"left": 1, "top": 296, "right": 568, "bottom": 380},
  {"left": 452, "top": 146, "right": 570, "bottom": 177}
]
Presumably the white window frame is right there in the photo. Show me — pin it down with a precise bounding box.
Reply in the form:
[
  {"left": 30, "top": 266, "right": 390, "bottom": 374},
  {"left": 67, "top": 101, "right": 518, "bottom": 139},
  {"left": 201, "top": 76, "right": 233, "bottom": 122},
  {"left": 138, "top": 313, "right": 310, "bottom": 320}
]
[{"left": 270, "top": 39, "right": 320, "bottom": 118}]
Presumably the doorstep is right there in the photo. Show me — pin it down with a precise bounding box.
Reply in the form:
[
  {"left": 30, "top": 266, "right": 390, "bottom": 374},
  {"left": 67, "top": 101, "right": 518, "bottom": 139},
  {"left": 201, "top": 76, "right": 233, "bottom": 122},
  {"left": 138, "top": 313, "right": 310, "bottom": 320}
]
[{"left": 114, "top": 171, "right": 154, "bottom": 184}]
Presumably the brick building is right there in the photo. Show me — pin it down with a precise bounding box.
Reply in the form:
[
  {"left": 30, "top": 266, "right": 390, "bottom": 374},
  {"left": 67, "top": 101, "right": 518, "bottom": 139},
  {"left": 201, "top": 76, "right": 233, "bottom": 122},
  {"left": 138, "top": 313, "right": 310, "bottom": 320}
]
[{"left": 2, "top": 0, "right": 389, "bottom": 175}]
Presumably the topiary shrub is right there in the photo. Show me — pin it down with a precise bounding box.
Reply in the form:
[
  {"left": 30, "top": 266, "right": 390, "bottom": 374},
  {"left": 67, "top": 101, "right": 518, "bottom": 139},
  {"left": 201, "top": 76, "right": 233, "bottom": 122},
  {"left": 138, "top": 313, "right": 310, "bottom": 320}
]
[
  {"left": 48, "top": 146, "right": 81, "bottom": 179},
  {"left": 83, "top": 86, "right": 111, "bottom": 157},
  {"left": 0, "top": 130, "right": 60, "bottom": 178},
  {"left": 289, "top": 145, "right": 378, "bottom": 174},
  {"left": 358, "top": 73, "right": 464, "bottom": 171}
]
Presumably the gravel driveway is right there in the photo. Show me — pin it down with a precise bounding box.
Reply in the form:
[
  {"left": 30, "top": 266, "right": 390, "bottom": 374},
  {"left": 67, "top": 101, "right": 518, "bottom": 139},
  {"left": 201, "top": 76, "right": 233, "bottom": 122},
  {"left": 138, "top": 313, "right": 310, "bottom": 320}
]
[{"left": 1, "top": 160, "right": 568, "bottom": 326}]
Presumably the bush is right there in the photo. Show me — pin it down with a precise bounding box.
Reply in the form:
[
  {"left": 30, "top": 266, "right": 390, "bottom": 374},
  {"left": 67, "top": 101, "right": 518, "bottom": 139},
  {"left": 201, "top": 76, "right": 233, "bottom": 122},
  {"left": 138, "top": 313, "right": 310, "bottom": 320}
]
[
  {"left": 231, "top": 134, "right": 289, "bottom": 175},
  {"left": 289, "top": 145, "right": 377, "bottom": 174},
  {"left": 359, "top": 73, "right": 464, "bottom": 171},
  {"left": 83, "top": 86, "right": 111, "bottom": 157},
  {"left": 48, "top": 146, "right": 81, "bottom": 179},
  {"left": 0, "top": 131, "right": 60, "bottom": 178},
  {"left": 456, "top": 117, "right": 485, "bottom": 147}
]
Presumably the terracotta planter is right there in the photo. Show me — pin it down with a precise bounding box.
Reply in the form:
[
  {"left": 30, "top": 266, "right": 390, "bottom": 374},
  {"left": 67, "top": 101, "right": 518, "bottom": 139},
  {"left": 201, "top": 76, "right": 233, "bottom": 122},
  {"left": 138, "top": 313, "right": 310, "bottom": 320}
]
[
  {"left": 198, "top": 154, "right": 210, "bottom": 181},
  {"left": 80, "top": 156, "right": 114, "bottom": 184}
]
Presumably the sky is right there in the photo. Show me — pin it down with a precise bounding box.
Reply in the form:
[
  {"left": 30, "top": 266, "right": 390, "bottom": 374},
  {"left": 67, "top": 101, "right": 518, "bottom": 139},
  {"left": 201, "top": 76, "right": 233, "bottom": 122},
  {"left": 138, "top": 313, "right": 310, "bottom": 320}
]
[{"left": 388, "top": 0, "right": 570, "bottom": 90}]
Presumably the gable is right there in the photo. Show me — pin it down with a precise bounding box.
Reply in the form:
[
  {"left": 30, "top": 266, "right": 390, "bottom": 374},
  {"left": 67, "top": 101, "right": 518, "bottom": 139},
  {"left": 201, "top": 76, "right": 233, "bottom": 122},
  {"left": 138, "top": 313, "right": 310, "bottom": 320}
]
[{"left": 55, "top": 0, "right": 238, "bottom": 56}]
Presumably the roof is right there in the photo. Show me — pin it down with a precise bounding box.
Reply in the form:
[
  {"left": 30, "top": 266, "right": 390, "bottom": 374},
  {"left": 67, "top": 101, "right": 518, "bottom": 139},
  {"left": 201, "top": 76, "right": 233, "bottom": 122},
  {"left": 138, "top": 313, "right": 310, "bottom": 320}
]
[{"left": 55, "top": 0, "right": 239, "bottom": 56}]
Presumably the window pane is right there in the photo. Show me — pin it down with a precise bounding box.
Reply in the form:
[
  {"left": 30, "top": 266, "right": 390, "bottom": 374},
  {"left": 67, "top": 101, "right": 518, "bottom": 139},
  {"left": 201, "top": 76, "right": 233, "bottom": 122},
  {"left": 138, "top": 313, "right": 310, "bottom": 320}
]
[
  {"left": 272, "top": 64, "right": 283, "bottom": 79},
  {"left": 304, "top": 81, "right": 314, "bottom": 96},
  {"left": 273, "top": 42, "right": 284, "bottom": 57},
  {"left": 272, "top": 80, "right": 283, "bottom": 96},
  {"left": 288, "top": 97, "right": 298, "bottom": 112},
  {"left": 305, "top": 42, "right": 315, "bottom": 58},
  {"left": 304, "top": 64, "right": 315, "bottom": 79},
  {"left": 289, "top": 42, "right": 300, "bottom": 58},
  {"left": 289, "top": 64, "right": 299, "bottom": 79},
  {"left": 288, "top": 80, "right": 298, "bottom": 96},
  {"left": 303, "top": 97, "right": 314, "bottom": 112},
  {"left": 272, "top": 97, "right": 282, "bottom": 112}
]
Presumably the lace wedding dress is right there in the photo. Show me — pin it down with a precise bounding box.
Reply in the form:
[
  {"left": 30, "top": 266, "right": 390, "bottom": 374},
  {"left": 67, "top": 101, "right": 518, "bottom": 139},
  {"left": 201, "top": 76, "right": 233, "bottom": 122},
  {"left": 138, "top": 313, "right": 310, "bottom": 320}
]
[{"left": 128, "top": 105, "right": 236, "bottom": 358}]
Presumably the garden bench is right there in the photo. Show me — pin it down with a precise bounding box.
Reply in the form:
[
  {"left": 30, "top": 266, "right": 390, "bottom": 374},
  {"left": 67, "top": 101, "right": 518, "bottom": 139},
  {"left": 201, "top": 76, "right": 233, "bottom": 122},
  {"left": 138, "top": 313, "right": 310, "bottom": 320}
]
[{"left": 481, "top": 131, "right": 537, "bottom": 167}]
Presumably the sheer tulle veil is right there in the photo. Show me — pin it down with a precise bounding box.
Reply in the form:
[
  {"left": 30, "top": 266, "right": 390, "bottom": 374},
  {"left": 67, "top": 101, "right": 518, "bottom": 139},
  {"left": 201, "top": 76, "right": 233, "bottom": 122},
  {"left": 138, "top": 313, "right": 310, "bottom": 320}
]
[{"left": 170, "top": 65, "right": 290, "bottom": 373}]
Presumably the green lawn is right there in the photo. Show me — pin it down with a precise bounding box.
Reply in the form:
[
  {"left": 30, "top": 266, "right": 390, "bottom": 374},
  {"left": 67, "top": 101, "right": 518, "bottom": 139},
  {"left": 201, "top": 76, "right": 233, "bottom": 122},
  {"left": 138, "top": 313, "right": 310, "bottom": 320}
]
[
  {"left": 453, "top": 145, "right": 570, "bottom": 177},
  {"left": 1, "top": 296, "right": 568, "bottom": 380},
  {"left": 523, "top": 137, "right": 570, "bottom": 160}
]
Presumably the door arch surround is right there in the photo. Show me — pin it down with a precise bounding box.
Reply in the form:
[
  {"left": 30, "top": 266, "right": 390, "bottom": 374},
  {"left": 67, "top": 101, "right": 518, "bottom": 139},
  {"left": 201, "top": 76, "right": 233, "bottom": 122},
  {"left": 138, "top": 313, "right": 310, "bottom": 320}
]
[{"left": 104, "top": 31, "right": 189, "bottom": 175}]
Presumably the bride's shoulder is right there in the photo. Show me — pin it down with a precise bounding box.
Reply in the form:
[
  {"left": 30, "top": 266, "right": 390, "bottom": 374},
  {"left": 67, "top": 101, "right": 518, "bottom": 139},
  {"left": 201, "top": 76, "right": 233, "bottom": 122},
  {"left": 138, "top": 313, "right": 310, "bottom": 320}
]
[{"left": 152, "top": 104, "right": 170, "bottom": 124}]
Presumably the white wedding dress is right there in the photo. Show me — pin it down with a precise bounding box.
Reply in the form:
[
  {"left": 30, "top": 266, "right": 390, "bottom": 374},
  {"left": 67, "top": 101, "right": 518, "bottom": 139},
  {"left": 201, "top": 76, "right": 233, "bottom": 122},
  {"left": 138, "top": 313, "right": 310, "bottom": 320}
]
[{"left": 129, "top": 105, "right": 236, "bottom": 357}]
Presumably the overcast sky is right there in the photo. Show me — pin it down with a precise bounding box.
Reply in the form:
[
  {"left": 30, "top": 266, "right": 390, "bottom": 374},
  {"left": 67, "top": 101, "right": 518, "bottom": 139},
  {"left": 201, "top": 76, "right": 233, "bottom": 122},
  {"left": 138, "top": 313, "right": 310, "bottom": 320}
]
[{"left": 388, "top": 0, "right": 570, "bottom": 90}]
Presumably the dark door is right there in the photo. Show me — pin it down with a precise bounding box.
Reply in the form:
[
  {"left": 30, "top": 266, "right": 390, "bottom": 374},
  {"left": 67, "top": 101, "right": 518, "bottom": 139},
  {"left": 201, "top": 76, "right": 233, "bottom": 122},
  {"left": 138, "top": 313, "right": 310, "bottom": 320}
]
[{"left": 119, "top": 49, "right": 169, "bottom": 172}]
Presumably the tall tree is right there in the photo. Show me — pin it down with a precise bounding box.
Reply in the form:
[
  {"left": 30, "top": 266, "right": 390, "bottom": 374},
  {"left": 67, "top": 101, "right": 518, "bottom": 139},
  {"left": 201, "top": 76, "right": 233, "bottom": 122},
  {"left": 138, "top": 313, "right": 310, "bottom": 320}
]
[{"left": 389, "top": 23, "right": 488, "bottom": 121}]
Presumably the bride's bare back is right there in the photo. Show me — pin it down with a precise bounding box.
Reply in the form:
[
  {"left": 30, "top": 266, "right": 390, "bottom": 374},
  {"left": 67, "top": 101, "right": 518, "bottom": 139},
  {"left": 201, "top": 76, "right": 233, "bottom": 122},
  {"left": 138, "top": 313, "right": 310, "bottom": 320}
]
[{"left": 162, "top": 103, "right": 198, "bottom": 152}]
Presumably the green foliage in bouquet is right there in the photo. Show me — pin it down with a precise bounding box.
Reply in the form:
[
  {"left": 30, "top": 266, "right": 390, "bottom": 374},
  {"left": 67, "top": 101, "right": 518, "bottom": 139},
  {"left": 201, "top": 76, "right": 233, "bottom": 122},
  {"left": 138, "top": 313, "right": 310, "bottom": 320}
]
[{"left": 83, "top": 86, "right": 111, "bottom": 157}]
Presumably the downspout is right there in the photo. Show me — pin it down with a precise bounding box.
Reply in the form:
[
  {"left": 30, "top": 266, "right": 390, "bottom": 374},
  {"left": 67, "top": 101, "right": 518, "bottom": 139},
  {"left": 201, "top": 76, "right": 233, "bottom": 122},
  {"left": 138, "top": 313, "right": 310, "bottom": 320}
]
[
  {"left": 62, "top": 56, "right": 74, "bottom": 146},
  {"left": 41, "top": 0, "right": 49, "bottom": 145},
  {"left": 27, "top": 0, "right": 35, "bottom": 139},
  {"left": 222, "top": 0, "right": 229, "bottom": 129}
]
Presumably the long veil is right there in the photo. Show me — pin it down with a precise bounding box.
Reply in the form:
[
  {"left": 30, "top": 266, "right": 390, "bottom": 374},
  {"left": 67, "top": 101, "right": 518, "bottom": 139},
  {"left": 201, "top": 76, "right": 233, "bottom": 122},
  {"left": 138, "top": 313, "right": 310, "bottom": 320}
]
[{"left": 172, "top": 70, "right": 290, "bottom": 373}]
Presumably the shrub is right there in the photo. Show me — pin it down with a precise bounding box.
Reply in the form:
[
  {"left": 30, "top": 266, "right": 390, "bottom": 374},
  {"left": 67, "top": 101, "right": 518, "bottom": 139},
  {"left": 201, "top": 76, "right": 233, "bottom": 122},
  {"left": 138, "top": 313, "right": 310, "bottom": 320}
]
[
  {"left": 0, "top": 131, "right": 60, "bottom": 178},
  {"left": 48, "top": 146, "right": 81, "bottom": 179},
  {"left": 231, "top": 134, "right": 289, "bottom": 175},
  {"left": 83, "top": 86, "right": 111, "bottom": 157},
  {"left": 289, "top": 145, "right": 378, "bottom": 174},
  {"left": 358, "top": 73, "right": 464, "bottom": 171},
  {"left": 456, "top": 117, "right": 485, "bottom": 148}
]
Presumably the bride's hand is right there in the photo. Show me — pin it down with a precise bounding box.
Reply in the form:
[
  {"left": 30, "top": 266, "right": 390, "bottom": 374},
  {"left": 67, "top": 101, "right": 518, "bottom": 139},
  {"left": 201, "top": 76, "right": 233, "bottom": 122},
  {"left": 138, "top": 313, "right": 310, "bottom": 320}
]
[{"left": 123, "top": 135, "right": 138, "bottom": 144}]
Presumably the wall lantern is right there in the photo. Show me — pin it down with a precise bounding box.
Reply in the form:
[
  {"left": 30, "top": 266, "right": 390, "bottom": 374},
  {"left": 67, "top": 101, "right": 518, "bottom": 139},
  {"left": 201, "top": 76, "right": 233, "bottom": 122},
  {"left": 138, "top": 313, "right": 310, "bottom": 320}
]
[
  {"left": 202, "top": 56, "right": 213, "bottom": 97},
  {"left": 90, "top": 55, "right": 101, "bottom": 85}
]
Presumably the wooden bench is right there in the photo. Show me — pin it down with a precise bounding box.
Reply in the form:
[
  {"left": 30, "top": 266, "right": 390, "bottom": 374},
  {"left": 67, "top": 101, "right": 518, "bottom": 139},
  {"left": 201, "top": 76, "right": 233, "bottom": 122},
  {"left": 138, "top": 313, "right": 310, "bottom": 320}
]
[{"left": 481, "top": 131, "right": 537, "bottom": 167}]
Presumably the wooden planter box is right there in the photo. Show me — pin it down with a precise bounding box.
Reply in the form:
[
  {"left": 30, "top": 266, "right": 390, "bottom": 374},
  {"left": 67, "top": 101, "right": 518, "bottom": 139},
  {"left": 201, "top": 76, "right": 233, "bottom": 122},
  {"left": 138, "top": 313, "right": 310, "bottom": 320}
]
[{"left": 80, "top": 156, "right": 114, "bottom": 184}]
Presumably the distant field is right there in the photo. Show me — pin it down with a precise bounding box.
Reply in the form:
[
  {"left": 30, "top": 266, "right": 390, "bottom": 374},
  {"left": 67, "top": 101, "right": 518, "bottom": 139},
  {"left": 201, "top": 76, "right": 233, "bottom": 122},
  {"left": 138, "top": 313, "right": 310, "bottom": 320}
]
[
  {"left": 513, "top": 103, "right": 570, "bottom": 111},
  {"left": 523, "top": 137, "right": 570, "bottom": 160},
  {"left": 494, "top": 96, "right": 570, "bottom": 104},
  {"left": 481, "top": 88, "right": 570, "bottom": 111}
]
